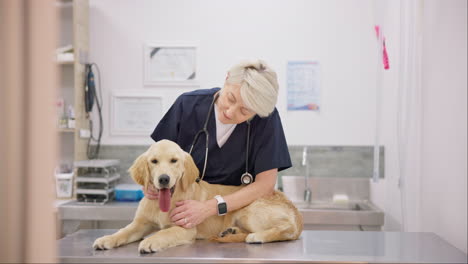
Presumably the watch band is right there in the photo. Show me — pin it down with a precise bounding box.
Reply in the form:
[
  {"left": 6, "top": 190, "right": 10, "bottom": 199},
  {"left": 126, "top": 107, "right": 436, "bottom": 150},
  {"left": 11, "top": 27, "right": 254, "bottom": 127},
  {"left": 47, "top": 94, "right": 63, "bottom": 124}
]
[
  {"left": 214, "top": 195, "right": 225, "bottom": 204},
  {"left": 214, "top": 195, "right": 227, "bottom": 216}
]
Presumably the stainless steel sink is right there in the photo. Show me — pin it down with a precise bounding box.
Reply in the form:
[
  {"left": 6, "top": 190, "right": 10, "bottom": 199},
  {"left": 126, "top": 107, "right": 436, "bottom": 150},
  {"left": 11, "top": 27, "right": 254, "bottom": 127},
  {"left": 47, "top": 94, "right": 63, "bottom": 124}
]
[
  {"left": 293, "top": 200, "right": 385, "bottom": 230},
  {"left": 294, "top": 201, "right": 375, "bottom": 211}
]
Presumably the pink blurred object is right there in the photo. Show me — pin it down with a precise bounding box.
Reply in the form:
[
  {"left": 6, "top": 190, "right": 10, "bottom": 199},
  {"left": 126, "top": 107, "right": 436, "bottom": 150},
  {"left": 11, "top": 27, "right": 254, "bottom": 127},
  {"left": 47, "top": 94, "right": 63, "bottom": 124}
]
[
  {"left": 382, "top": 40, "right": 390, "bottom": 70},
  {"left": 374, "top": 25, "right": 390, "bottom": 70},
  {"left": 374, "top": 25, "right": 381, "bottom": 38}
]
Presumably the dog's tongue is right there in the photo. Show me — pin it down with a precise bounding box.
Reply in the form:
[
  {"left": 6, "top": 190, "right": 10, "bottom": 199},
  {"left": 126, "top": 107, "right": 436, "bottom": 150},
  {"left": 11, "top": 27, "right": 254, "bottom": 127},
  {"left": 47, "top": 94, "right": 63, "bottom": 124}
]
[{"left": 159, "top": 188, "right": 171, "bottom": 212}]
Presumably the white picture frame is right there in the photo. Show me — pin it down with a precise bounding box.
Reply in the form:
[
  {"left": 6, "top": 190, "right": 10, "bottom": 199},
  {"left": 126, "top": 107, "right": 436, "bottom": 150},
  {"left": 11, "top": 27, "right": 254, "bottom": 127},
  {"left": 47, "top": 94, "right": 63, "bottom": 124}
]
[
  {"left": 143, "top": 42, "right": 199, "bottom": 87},
  {"left": 110, "top": 90, "right": 165, "bottom": 136}
]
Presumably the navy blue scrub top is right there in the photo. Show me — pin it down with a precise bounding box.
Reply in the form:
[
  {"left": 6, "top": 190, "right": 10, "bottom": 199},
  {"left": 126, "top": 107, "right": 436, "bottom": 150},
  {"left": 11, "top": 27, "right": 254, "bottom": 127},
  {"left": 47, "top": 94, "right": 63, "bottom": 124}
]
[{"left": 151, "top": 88, "right": 292, "bottom": 186}]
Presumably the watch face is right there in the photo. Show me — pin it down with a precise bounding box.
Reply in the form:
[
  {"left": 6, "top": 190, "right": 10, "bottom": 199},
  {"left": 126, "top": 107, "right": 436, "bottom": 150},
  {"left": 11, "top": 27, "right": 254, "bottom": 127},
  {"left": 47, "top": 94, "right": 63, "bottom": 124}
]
[{"left": 218, "top": 203, "right": 227, "bottom": 215}]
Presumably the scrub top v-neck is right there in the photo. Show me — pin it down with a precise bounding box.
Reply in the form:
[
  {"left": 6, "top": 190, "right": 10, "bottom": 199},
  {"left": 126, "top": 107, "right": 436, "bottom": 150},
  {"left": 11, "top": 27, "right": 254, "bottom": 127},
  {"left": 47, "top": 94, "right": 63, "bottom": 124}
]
[{"left": 151, "top": 88, "right": 292, "bottom": 186}]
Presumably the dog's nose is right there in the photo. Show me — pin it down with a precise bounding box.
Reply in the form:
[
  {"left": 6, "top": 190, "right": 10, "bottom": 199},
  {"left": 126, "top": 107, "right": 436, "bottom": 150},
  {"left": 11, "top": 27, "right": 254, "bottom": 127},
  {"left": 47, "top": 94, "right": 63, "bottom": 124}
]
[{"left": 158, "top": 174, "right": 170, "bottom": 186}]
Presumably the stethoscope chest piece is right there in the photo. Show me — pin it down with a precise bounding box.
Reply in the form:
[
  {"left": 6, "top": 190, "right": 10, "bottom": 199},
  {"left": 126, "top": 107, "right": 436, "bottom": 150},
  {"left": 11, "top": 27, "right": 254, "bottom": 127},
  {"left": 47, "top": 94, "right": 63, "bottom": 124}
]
[{"left": 241, "top": 172, "right": 253, "bottom": 185}]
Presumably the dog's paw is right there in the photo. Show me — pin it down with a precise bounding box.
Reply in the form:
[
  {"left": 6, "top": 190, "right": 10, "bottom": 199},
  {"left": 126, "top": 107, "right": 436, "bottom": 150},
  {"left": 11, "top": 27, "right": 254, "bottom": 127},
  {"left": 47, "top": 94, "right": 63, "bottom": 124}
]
[
  {"left": 218, "top": 227, "right": 240, "bottom": 237},
  {"left": 245, "top": 233, "right": 264, "bottom": 244},
  {"left": 138, "top": 238, "right": 161, "bottom": 254},
  {"left": 93, "top": 235, "right": 121, "bottom": 250}
]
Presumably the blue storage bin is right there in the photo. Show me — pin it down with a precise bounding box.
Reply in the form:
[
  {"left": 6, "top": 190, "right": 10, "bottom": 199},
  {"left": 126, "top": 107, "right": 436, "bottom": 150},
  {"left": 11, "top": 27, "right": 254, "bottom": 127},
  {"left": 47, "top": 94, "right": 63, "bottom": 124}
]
[{"left": 115, "top": 184, "right": 144, "bottom": 201}]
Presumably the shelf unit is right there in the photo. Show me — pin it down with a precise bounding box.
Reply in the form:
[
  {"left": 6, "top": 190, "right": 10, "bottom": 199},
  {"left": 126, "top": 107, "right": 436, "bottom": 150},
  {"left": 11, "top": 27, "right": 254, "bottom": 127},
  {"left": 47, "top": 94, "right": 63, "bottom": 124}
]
[
  {"left": 74, "top": 159, "right": 121, "bottom": 205},
  {"left": 56, "top": 0, "right": 90, "bottom": 199}
]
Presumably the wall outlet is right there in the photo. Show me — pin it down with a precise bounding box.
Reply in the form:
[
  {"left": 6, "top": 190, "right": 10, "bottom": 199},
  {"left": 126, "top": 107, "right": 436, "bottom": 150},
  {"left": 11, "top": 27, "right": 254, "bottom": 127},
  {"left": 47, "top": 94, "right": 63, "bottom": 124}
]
[{"left": 79, "top": 129, "right": 91, "bottom": 138}]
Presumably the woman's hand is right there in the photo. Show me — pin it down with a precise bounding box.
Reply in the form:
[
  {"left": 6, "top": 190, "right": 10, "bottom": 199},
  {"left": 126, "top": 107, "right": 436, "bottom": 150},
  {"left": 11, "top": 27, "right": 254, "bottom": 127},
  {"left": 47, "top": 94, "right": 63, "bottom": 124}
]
[
  {"left": 169, "top": 200, "right": 215, "bottom": 229},
  {"left": 143, "top": 184, "right": 159, "bottom": 200}
]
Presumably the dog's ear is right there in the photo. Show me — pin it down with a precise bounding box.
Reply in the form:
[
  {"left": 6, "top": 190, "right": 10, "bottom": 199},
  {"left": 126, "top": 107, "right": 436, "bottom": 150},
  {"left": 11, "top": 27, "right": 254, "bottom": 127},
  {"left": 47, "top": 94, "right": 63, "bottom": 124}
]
[
  {"left": 181, "top": 153, "right": 199, "bottom": 192},
  {"left": 128, "top": 152, "right": 149, "bottom": 186}
]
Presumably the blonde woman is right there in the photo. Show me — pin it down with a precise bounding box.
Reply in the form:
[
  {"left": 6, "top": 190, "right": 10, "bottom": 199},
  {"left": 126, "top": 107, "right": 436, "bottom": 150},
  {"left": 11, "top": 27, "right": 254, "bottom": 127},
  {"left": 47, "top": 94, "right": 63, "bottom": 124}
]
[{"left": 146, "top": 60, "right": 292, "bottom": 229}]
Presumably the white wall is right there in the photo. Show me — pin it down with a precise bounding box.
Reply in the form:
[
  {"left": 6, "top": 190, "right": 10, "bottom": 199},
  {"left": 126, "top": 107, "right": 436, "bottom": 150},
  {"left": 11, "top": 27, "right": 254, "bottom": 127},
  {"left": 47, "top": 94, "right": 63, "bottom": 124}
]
[
  {"left": 371, "top": 0, "right": 467, "bottom": 254},
  {"left": 420, "top": 0, "right": 467, "bottom": 254},
  {"left": 88, "top": 0, "right": 378, "bottom": 146}
]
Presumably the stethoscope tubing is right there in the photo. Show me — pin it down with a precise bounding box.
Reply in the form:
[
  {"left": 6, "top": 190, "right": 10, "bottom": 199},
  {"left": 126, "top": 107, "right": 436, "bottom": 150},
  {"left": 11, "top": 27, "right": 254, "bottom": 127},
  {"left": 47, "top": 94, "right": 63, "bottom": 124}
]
[{"left": 190, "top": 92, "right": 252, "bottom": 184}]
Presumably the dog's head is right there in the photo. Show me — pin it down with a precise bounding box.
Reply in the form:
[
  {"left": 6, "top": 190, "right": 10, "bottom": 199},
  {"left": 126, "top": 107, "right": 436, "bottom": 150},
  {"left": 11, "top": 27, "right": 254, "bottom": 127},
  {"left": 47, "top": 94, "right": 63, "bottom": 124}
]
[{"left": 128, "top": 139, "right": 199, "bottom": 212}]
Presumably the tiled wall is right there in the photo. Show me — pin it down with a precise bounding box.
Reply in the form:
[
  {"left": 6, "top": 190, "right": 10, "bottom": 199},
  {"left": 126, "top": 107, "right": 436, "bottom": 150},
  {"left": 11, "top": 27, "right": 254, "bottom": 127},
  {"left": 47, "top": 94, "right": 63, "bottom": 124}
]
[
  {"left": 281, "top": 145, "right": 384, "bottom": 179},
  {"left": 94, "top": 145, "right": 148, "bottom": 184},
  {"left": 93, "top": 145, "right": 384, "bottom": 186}
]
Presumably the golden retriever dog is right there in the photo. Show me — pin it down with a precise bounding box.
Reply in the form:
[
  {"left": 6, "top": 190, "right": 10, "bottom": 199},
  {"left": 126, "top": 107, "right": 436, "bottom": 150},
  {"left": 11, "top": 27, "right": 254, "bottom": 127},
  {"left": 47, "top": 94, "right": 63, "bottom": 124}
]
[{"left": 93, "top": 139, "right": 303, "bottom": 253}]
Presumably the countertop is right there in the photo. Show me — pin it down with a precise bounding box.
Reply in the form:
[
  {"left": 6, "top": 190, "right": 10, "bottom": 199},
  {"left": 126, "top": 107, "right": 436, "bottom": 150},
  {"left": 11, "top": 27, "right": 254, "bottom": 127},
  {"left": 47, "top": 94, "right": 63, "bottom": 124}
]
[
  {"left": 58, "top": 200, "right": 384, "bottom": 226},
  {"left": 57, "top": 229, "right": 467, "bottom": 263}
]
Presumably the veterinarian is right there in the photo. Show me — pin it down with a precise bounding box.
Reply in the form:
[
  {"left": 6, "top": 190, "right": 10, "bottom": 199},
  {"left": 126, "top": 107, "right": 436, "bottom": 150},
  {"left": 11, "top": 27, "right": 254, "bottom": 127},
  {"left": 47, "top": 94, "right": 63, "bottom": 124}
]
[{"left": 146, "top": 59, "right": 292, "bottom": 229}]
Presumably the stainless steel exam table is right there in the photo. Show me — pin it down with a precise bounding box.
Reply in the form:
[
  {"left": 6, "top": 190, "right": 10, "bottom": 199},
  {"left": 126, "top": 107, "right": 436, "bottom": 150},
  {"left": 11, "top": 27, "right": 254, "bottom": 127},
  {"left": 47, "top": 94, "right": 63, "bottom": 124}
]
[{"left": 57, "top": 229, "right": 467, "bottom": 263}]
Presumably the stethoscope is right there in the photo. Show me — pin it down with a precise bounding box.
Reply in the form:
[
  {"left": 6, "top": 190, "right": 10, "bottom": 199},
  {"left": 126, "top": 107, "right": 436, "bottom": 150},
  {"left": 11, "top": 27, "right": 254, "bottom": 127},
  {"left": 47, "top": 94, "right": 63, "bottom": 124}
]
[{"left": 189, "top": 93, "right": 254, "bottom": 185}]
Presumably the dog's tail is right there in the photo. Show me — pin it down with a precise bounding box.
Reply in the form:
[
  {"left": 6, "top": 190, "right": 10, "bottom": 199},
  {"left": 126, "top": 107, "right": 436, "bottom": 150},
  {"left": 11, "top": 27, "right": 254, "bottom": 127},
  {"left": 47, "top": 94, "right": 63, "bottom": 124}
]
[{"left": 209, "top": 233, "right": 249, "bottom": 243}]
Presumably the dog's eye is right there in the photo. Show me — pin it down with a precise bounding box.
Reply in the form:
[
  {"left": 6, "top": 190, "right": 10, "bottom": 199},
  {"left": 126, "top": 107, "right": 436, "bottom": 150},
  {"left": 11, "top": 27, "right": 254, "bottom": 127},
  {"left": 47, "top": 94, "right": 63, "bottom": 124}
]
[
  {"left": 170, "top": 158, "right": 178, "bottom": 163},
  {"left": 151, "top": 159, "right": 158, "bottom": 164}
]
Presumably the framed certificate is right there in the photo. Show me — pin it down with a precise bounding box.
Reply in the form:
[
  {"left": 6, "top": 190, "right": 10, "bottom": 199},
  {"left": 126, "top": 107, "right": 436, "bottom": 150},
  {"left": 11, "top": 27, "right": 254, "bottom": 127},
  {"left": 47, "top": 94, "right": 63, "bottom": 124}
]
[
  {"left": 111, "top": 91, "right": 164, "bottom": 136},
  {"left": 143, "top": 42, "right": 199, "bottom": 87}
]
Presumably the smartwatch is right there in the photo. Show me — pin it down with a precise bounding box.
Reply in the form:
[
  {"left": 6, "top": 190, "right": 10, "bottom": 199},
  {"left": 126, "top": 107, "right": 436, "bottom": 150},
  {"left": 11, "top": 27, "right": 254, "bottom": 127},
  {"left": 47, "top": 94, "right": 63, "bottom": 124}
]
[{"left": 214, "top": 195, "right": 227, "bottom": 216}]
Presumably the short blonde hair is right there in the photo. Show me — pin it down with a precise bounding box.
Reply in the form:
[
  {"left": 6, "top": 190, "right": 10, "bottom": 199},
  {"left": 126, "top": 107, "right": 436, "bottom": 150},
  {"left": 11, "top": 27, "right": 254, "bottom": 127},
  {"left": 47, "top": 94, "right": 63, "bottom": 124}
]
[{"left": 225, "top": 59, "right": 279, "bottom": 117}]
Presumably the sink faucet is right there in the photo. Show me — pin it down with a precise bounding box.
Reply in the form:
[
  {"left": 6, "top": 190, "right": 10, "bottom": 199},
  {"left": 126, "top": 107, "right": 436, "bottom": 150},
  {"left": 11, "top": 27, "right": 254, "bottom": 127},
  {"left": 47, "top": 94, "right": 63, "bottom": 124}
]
[{"left": 302, "top": 146, "right": 312, "bottom": 203}]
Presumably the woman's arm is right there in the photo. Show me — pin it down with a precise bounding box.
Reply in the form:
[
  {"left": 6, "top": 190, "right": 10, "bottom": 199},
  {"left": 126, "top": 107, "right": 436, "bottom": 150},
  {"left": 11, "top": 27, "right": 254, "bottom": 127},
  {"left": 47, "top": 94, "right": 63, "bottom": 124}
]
[
  {"left": 220, "top": 168, "right": 277, "bottom": 212},
  {"left": 170, "top": 168, "right": 278, "bottom": 228}
]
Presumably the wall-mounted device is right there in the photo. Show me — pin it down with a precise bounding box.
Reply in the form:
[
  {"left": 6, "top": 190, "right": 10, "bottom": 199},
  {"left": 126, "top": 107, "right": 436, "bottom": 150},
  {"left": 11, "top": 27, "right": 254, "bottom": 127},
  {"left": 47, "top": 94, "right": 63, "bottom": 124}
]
[{"left": 84, "top": 63, "right": 103, "bottom": 159}]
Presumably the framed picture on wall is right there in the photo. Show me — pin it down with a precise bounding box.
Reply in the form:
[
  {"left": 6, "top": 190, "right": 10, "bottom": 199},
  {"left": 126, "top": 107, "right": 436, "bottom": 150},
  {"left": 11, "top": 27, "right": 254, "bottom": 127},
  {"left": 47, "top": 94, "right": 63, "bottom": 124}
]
[
  {"left": 143, "top": 42, "right": 199, "bottom": 87},
  {"left": 110, "top": 90, "right": 165, "bottom": 136},
  {"left": 287, "top": 61, "right": 321, "bottom": 112}
]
